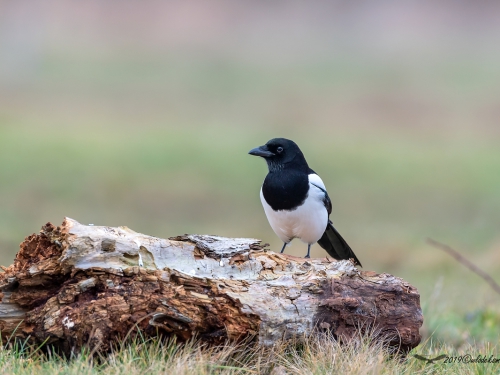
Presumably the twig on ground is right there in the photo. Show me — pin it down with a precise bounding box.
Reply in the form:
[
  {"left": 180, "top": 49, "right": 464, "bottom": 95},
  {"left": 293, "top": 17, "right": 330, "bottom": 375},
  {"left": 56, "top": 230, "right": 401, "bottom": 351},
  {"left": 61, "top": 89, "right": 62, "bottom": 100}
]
[{"left": 427, "top": 238, "right": 500, "bottom": 296}]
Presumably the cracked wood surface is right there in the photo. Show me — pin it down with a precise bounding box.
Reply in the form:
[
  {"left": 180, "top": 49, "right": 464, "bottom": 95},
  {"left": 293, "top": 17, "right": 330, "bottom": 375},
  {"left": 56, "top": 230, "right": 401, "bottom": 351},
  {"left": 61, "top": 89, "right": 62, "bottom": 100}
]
[{"left": 0, "top": 218, "right": 423, "bottom": 353}]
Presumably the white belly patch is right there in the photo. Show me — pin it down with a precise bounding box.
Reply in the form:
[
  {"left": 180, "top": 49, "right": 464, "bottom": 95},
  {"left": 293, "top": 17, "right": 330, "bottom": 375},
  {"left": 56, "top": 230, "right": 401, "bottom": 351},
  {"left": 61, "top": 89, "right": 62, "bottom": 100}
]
[{"left": 260, "top": 178, "right": 328, "bottom": 244}]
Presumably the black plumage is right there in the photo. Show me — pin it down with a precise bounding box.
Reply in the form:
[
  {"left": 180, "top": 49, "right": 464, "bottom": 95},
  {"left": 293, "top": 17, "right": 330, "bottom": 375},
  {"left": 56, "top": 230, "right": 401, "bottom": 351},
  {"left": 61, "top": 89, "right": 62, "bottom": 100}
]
[{"left": 249, "top": 138, "right": 362, "bottom": 266}]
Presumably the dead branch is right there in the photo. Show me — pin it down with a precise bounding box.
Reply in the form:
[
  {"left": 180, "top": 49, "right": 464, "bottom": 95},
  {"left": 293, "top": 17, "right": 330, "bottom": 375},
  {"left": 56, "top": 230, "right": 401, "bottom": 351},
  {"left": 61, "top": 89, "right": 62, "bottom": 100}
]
[{"left": 427, "top": 238, "right": 500, "bottom": 296}]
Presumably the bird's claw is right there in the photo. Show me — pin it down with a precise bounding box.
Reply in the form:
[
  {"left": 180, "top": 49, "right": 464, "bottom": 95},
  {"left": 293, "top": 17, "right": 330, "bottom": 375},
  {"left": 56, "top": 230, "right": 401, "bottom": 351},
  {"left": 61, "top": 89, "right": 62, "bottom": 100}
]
[{"left": 304, "top": 255, "right": 310, "bottom": 258}]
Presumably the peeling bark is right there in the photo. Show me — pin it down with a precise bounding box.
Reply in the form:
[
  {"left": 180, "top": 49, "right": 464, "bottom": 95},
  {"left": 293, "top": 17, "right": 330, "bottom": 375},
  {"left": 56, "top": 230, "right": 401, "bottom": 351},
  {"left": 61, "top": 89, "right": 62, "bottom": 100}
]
[{"left": 0, "top": 218, "right": 423, "bottom": 354}]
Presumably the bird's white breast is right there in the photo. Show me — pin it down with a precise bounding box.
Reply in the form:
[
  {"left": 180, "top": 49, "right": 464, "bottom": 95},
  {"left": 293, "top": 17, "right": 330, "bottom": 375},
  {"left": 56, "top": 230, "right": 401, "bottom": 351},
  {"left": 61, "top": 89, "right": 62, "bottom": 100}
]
[{"left": 260, "top": 174, "right": 328, "bottom": 244}]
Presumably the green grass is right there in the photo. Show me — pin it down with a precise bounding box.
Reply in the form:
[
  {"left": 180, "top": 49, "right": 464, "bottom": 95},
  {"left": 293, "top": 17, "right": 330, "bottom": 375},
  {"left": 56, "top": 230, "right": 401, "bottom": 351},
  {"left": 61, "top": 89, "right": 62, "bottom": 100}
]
[
  {"left": 1, "top": 121, "right": 498, "bottom": 368},
  {"left": 0, "top": 334, "right": 498, "bottom": 375}
]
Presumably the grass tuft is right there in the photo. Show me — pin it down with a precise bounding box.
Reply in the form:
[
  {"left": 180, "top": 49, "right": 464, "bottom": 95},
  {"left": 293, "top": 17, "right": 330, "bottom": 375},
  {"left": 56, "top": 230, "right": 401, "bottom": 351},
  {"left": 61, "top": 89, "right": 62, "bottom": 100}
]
[{"left": 0, "top": 332, "right": 497, "bottom": 374}]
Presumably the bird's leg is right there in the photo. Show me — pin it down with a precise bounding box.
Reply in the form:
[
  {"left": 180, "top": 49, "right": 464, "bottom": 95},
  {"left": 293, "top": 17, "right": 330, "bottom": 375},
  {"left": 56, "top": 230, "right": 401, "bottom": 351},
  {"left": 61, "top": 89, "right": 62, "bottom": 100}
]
[
  {"left": 280, "top": 242, "right": 287, "bottom": 254},
  {"left": 305, "top": 244, "right": 311, "bottom": 258}
]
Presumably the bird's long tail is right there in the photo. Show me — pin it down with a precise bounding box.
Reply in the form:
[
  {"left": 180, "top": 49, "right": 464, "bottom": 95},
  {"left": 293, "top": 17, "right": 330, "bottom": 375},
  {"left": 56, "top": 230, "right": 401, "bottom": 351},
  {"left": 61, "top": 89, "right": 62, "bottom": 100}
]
[{"left": 317, "top": 221, "right": 362, "bottom": 267}]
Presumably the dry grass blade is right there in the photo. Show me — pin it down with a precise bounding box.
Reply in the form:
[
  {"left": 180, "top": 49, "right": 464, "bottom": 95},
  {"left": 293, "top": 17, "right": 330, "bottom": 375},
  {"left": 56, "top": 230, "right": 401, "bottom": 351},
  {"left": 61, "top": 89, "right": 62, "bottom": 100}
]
[{"left": 0, "top": 331, "right": 498, "bottom": 374}]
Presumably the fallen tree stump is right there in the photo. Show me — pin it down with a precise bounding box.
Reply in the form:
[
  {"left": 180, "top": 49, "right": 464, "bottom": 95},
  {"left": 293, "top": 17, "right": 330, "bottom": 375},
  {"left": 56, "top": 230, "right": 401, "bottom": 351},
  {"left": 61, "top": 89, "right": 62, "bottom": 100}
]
[{"left": 0, "top": 218, "right": 423, "bottom": 354}]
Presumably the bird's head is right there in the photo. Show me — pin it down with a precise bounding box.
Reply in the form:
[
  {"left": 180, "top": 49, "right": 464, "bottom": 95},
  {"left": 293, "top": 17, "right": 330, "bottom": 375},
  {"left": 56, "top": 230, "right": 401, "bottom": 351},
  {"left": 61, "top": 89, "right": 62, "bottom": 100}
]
[{"left": 248, "top": 138, "right": 308, "bottom": 172}]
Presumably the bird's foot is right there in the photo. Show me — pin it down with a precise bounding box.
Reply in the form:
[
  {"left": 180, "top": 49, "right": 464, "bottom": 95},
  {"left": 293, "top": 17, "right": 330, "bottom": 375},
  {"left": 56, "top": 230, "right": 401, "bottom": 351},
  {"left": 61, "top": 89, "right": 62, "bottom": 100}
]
[
  {"left": 304, "top": 244, "right": 312, "bottom": 259},
  {"left": 280, "top": 243, "right": 287, "bottom": 254}
]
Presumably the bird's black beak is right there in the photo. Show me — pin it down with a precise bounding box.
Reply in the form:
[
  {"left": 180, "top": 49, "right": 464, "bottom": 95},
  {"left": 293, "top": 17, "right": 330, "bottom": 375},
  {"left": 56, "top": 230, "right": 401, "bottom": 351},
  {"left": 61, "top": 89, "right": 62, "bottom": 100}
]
[{"left": 248, "top": 145, "right": 275, "bottom": 158}]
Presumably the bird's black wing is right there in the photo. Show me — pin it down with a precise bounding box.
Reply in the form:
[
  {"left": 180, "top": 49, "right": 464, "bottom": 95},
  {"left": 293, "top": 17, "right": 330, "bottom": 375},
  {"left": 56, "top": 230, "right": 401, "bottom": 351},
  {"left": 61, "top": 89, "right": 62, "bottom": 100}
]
[{"left": 308, "top": 169, "right": 361, "bottom": 266}]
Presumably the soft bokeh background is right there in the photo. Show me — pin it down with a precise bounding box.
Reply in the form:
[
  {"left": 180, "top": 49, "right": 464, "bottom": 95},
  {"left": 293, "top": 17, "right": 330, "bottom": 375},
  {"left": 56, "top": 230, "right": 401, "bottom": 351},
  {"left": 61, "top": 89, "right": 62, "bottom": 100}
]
[{"left": 1, "top": 0, "right": 499, "bottom": 347}]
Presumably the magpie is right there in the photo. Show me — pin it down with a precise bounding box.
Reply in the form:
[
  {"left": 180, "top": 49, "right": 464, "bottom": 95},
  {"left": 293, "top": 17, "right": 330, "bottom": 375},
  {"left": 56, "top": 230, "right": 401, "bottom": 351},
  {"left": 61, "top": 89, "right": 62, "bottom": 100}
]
[{"left": 249, "top": 138, "right": 362, "bottom": 266}]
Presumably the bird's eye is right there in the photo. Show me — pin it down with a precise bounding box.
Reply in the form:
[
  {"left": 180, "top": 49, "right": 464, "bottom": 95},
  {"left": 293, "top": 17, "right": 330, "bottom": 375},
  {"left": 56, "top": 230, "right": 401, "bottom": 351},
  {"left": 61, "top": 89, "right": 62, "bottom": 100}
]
[{"left": 277, "top": 147, "right": 284, "bottom": 153}]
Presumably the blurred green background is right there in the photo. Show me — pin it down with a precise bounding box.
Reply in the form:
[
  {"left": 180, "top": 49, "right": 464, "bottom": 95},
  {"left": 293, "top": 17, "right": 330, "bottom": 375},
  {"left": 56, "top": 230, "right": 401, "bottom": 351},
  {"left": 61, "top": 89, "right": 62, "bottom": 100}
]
[{"left": 1, "top": 0, "right": 499, "bottom": 347}]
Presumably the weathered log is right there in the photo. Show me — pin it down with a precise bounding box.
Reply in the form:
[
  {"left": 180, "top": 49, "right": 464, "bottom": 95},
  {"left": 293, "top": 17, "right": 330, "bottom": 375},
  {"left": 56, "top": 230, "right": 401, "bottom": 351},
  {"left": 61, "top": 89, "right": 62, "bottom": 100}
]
[{"left": 0, "top": 218, "right": 423, "bottom": 353}]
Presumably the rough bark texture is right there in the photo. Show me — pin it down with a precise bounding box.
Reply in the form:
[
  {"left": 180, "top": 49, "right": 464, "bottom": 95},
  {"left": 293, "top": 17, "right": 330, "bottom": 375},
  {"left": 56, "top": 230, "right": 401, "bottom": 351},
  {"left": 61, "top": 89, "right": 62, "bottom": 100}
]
[{"left": 0, "top": 218, "right": 423, "bottom": 354}]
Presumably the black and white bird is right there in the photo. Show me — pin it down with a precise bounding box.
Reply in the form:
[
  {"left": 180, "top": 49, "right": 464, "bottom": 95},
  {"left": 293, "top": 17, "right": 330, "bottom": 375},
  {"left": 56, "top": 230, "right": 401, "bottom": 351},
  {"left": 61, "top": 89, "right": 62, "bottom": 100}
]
[{"left": 249, "top": 138, "right": 362, "bottom": 266}]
